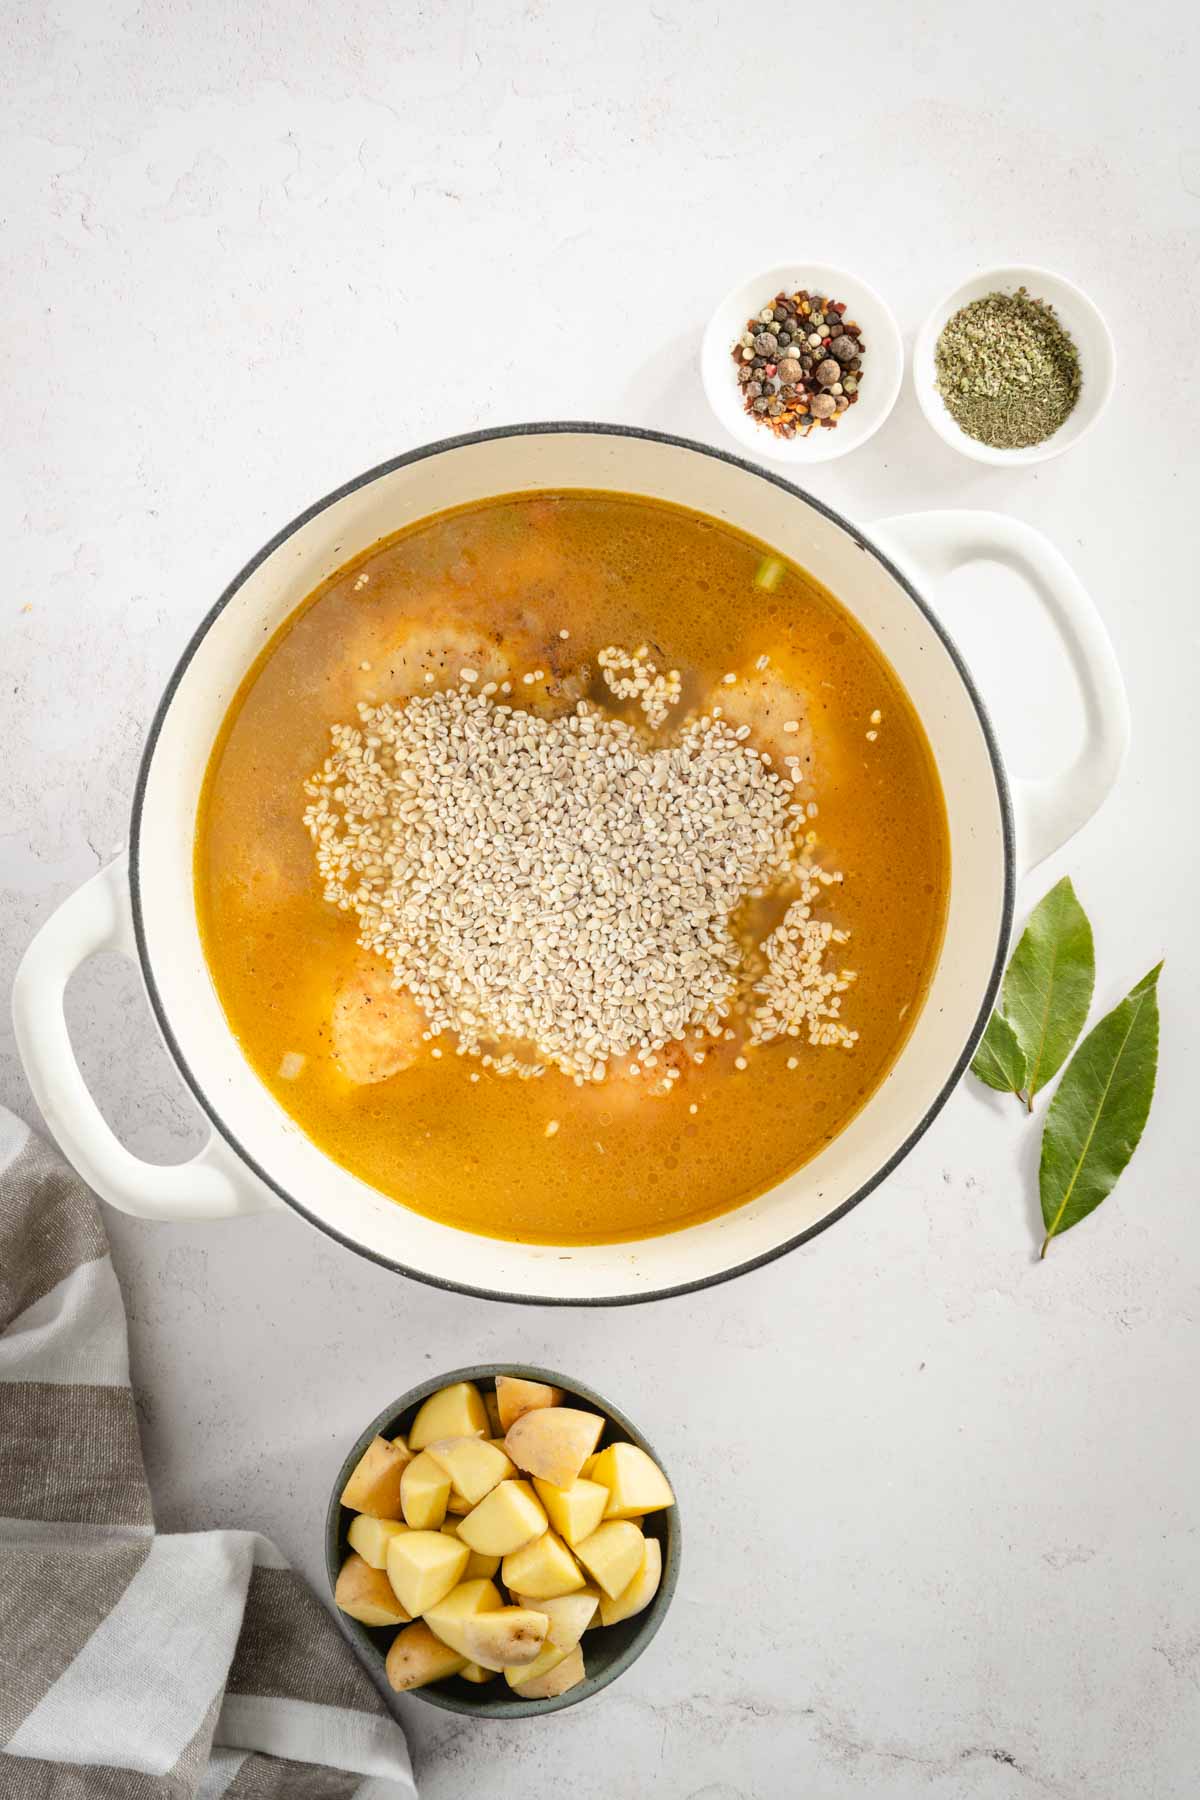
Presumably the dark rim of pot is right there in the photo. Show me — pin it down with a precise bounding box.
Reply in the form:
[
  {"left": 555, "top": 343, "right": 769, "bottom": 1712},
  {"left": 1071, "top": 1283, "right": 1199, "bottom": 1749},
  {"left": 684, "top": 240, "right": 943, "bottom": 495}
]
[
  {"left": 325, "top": 1364, "right": 681, "bottom": 1718},
  {"left": 128, "top": 421, "right": 1016, "bottom": 1307}
]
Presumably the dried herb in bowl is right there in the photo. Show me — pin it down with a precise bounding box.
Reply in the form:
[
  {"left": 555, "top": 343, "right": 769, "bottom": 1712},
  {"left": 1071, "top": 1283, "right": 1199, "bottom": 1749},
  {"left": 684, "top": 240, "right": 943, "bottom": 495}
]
[
  {"left": 731, "top": 288, "right": 865, "bottom": 439},
  {"left": 934, "top": 288, "right": 1081, "bottom": 450}
]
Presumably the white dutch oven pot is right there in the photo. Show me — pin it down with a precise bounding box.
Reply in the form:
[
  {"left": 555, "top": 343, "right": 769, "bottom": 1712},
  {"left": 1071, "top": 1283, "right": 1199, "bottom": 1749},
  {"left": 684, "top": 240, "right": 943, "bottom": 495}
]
[{"left": 13, "top": 427, "right": 1129, "bottom": 1305}]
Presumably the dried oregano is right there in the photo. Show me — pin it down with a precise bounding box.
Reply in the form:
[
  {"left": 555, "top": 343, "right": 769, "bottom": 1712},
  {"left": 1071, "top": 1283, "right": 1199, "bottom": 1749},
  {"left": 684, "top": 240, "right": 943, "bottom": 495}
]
[{"left": 935, "top": 288, "right": 1081, "bottom": 449}]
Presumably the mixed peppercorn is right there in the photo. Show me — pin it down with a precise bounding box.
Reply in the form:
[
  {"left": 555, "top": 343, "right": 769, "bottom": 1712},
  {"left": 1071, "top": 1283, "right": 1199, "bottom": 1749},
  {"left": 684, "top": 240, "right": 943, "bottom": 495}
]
[{"left": 731, "top": 288, "right": 866, "bottom": 438}]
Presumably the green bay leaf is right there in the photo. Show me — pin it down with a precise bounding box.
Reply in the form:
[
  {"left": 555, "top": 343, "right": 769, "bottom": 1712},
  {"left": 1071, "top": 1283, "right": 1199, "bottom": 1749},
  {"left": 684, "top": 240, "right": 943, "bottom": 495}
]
[
  {"left": 970, "top": 1010, "right": 1027, "bottom": 1095},
  {"left": 1001, "top": 876, "right": 1095, "bottom": 1105},
  {"left": 1038, "top": 963, "right": 1163, "bottom": 1257}
]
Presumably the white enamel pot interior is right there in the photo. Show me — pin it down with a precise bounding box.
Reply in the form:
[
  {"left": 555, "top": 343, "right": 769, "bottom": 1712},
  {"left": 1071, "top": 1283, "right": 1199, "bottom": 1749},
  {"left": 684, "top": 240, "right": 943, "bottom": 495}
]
[{"left": 13, "top": 425, "right": 1130, "bottom": 1303}]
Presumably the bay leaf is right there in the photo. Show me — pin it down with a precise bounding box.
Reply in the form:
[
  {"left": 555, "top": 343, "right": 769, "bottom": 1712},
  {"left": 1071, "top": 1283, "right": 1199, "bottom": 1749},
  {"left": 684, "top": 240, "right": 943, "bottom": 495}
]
[
  {"left": 1000, "top": 876, "right": 1095, "bottom": 1107},
  {"left": 1038, "top": 963, "right": 1163, "bottom": 1258},
  {"left": 970, "top": 1011, "right": 1027, "bottom": 1095}
]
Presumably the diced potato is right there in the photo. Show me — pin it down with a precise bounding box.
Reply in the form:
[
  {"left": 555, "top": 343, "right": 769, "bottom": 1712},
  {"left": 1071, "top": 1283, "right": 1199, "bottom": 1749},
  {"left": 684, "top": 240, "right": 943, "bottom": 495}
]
[
  {"left": 590, "top": 1442, "right": 675, "bottom": 1518},
  {"left": 461, "top": 1606, "right": 549, "bottom": 1670},
  {"left": 340, "top": 1435, "right": 412, "bottom": 1518},
  {"left": 495, "top": 1375, "right": 565, "bottom": 1432},
  {"left": 408, "top": 1381, "right": 489, "bottom": 1450},
  {"left": 457, "top": 1479, "right": 547, "bottom": 1557},
  {"left": 440, "top": 1518, "right": 500, "bottom": 1581},
  {"left": 426, "top": 1436, "right": 515, "bottom": 1505},
  {"left": 400, "top": 1451, "right": 451, "bottom": 1530},
  {"left": 505, "top": 1408, "right": 604, "bottom": 1489},
  {"left": 424, "top": 1577, "right": 503, "bottom": 1656},
  {"left": 345, "top": 1387, "right": 675, "bottom": 1702},
  {"left": 533, "top": 1476, "right": 609, "bottom": 1547},
  {"left": 599, "top": 1536, "right": 663, "bottom": 1626},
  {"left": 511, "top": 1588, "right": 598, "bottom": 1652},
  {"left": 386, "top": 1620, "right": 467, "bottom": 1691},
  {"left": 508, "top": 1642, "right": 585, "bottom": 1699},
  {"left": 573, "top": 1521, "right": 645, "bottom": 1599},
  {"left": 385, "top": 1529, "right": 469, "bottom": 1617},
  {"left": 501, "top": 1530, "right": 585, "bottom": 1600},
  {"left": 334, "top": 1552, "right": 411, "bottom": 1628},
  {"left": 503, "top": 1639, "right": 569, "bottom": 1690},
  {"left": 347, "top": 1514, "right": 408, "bottom": 1570},
  {"left": 409, "top": 1384, "right": 490, "bottom": 1451}
]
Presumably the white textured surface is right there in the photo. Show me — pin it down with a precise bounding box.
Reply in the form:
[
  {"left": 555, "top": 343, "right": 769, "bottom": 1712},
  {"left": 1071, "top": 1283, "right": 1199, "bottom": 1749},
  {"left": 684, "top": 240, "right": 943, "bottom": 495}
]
[{"left": 3, "top": 2, "right": 1198, "bottom": 1793}]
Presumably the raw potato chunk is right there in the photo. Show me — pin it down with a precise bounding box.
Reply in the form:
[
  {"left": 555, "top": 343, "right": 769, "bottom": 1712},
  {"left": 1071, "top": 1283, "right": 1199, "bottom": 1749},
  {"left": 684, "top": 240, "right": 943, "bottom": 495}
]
[
  {"left": 502, "top": 1529, "right": 585, "bottom": 1600},
  {"left": 503, "top": 1639, "right": 569, "bottom": 1690},
  {"left": 408, "top": 1381, "right": 489, "bottom": 1450},
  {"left": 347, "top": 1514, "right": 408, "bottom": 1569},
  {"left": 334, "top": 1553, "right": 411, "bottom": 1628},
  {"left": 505, "top": 1408, "right": 604, "bottom": 1489},
  {"left": 511, "top": 1588, "right": 598, "bottom": 1652},
  {"left": 386, "top": 1621, "right": 467, "bottom": 1691},
  {"left": 400, "top": 1451, "right": 451, "bottom": 1530},
  {"left": 461, "top": 1606, "right": 550, "bottom": 1671},
  {"left": 424, "top": 1578, "right": 503, "bottom": 1656},
  {"left": 591, "top": 1443, "right": 675, "bottom": 1518},
  {"left": 533, "top": 1476, "right": 609, "bottom": 1547},
  {"left": 457, "top": 1479, "right": 547, "bottom": 1557},
  {"left": 426, "top": 1436, "right": 515, "bottom": 1505},
  {"left": 339, "top": 1383, "right": 676, "bottom": 1704},
  {"left": 509, "top": 1642, "right": 585, "bottom": 1699},
  {"left": 385, "top": 1530, "right": 469, "bottom": 1617},
  {"left": 573, "top": 1521, "right": 645, "bottom": 1599},
  {"left": 496, "top": 1375, "right": 565, "bottom": 1432},
  {"left": 440, "top": 1519, "right": 500, "bottom": 1581},
  {"left": 599, "top": 1536, "right": 663, "bottom": 1626},
  {"left": 340, "top": 1436, "right": 412, "bottom": 1518}
]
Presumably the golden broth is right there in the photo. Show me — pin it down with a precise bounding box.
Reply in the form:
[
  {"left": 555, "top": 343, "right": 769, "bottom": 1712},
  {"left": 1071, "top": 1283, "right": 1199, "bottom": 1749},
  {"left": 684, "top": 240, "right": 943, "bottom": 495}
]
[{"left": 195, "top": 491, "right": 948, "bottom": 1244}]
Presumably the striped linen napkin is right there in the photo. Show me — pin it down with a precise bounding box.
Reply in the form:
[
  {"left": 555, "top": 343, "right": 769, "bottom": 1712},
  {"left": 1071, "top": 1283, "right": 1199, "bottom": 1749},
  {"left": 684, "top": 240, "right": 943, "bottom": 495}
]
[{"left": 0, "top": 1109, "right": 416, "bottom": 1799}]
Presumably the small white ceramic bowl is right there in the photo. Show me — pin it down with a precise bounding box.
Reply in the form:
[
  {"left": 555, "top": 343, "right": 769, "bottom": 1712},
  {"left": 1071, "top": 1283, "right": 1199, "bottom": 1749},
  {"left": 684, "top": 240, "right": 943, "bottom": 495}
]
[
  {"left": 913, "top": 265, "right": 1115, "bottom": 466},
  {"left": 701, "top": 262, "right": 903, "bottom": 465}
]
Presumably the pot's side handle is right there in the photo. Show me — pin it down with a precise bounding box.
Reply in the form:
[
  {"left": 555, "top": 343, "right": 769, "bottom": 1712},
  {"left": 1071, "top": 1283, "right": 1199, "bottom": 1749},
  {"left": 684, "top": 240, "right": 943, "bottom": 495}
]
[
  {"left": 871, "top": 510, "right": 1130, "bottom": 875},
  {"left": 12, "top": 854, "right": 280, "bottom": 1221}
]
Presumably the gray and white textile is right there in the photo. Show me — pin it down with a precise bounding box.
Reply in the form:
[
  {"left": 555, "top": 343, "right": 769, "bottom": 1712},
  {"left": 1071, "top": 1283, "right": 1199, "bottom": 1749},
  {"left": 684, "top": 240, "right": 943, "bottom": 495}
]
[{"left": 0, "top": 1109, "right": 416, "bottom": 1799}]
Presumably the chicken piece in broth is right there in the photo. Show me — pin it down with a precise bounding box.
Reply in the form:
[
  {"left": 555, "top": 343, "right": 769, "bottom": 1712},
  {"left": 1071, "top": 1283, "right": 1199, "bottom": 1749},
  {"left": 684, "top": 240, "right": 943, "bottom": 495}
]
[
  {"left": 522, "top": 647, "right": 591, "bottom": 720},
  {"left": 346, "top": 620, "right": 514, "bottom": 708},
  {"left": 594, "top": 1038, "right": 698, "bottom": 1108},
  {"left": 332, "top": 959, "right": 428, "bottom": 1086},
  {"left": 709, "top": 662, "right": 815, "bottom": 788}
]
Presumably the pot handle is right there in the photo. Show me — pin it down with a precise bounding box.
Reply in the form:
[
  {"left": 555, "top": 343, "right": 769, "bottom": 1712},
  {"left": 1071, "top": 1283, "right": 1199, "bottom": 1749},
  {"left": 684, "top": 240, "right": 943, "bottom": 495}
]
[
  {"left": 870, "top": 511, "right": 1130, "bottom": 875},
  {"left": 11, "top": 854, "right": 280, "bottom": 1221}
]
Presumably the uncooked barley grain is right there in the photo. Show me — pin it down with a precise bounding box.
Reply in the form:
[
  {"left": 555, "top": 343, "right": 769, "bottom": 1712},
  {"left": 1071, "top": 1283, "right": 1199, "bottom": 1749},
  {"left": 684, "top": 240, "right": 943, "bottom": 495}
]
[{"left": 304, "top": 668, "right": 855, "bottom": 1080}]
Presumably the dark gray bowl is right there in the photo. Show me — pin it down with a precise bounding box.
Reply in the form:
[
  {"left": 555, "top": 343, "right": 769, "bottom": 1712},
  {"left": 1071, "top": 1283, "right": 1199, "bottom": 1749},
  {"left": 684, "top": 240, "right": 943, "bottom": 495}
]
[{"left": 326, "top": 1363, "right": 681, "bottom": 1719}]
